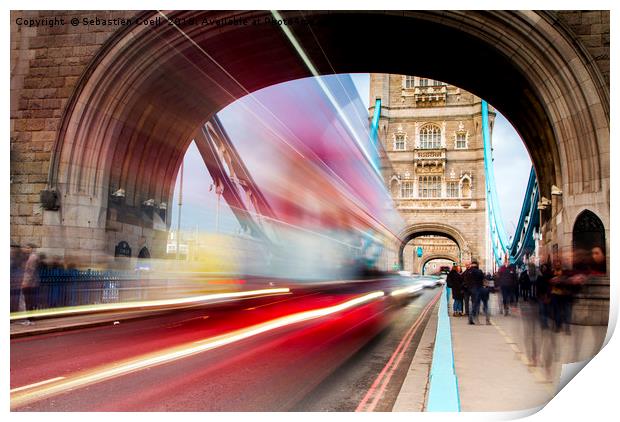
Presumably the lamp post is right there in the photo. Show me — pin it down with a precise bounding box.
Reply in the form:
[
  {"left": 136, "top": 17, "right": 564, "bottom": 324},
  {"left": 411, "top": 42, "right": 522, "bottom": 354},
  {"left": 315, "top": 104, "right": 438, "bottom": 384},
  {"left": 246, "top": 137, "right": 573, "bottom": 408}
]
[{"left": 175, "top": 161, "right": 183, "bottom": 260}]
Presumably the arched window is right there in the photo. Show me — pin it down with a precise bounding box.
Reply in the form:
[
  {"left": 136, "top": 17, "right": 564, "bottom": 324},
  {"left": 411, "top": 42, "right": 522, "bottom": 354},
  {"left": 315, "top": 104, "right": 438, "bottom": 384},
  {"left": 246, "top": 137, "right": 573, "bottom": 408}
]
[
  {"left": 460, "top": 177, "right": 472, "bottom": 198},
  {"left": 572, "top": 210, "right": 606, "bottom": 273},
  {"left": 114, "top": 241, "right": 131, "bottom": 258},
  {"left": 138, "top": 246, "right": 151, "bottom": 259},
  {"left": 418, "top": 176, "right": 441, "bottom": 198},
  {"left": 390, "top": 177, "right": 400, "bottom": 197},
  {"left": 419, "top": 125, "right": 442, "bottom": 149}
]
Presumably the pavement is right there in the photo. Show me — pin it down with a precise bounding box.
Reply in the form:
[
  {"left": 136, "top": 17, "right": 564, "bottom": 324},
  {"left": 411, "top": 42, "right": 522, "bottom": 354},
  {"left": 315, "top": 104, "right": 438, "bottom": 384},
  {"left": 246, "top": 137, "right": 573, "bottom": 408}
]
[{"left": 394, "top": 287, "right": 608, "bottom": 413}]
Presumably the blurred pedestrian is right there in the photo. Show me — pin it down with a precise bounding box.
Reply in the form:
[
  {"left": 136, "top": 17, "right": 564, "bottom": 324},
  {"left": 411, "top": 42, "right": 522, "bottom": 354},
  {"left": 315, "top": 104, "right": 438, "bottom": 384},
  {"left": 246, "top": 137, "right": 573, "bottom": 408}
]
[
  {"left": 10, "top": 244, "right": 25, "bottom": 312},
  {"left": 465, "top": 260, "right": 487, "bottom": 325},
  {"left": 590, "top": 245, "right": 606, "bottom": 275},
  {"left": 20, "top": 244, "right": 41, "bottom": 325},
  {"left": 447, "top": 265, "right": 464, "bottom": 316},
  {"left": 549, "top": 264, "right": 579, "bottom": 334},
  {"left": 496, "top": 259, "right": 517, "bottom": 316},
  {"left": 461, "top": 264, "right": 473, "bottom": 318},
  {"left": 536, "top": 263, "right": 553, "bottom": 329},
  {"left": 519, "top": 267, "right": 531, "bottom": 301}
]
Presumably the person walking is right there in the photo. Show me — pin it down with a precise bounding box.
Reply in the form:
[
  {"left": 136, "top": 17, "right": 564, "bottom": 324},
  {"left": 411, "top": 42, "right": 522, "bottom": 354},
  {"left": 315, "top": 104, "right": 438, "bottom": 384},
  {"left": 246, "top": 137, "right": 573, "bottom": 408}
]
[
  {"left": 446, "top": 265, "right": 464, "bottom": 316},
  {"left": 519, "top": 267, "right": 531, "bottom": 301},
  {"left": 10, "top": 244, "right": 25, "bottom": 313},
  {"left": 464, "top": 260, "right": 486, "bottom": 325},
  {"left": 461, "top": 264, "right": 473, "bottom": 318},
  {"left": 536, "top": 263, "right": 553, "bottom": 329},
  {"left": 496, "top": 259, "right": 517, "bottom": 316},
  {"left": 20, "top": 244, "right": 41, "bottom": 325}
]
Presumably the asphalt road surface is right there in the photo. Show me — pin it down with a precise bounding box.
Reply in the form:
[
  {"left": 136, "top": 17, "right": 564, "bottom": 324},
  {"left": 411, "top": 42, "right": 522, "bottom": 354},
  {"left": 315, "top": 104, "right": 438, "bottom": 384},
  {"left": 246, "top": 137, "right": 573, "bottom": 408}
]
[{"left": 11, "top": 280, "right": 440, "bottom": 411}]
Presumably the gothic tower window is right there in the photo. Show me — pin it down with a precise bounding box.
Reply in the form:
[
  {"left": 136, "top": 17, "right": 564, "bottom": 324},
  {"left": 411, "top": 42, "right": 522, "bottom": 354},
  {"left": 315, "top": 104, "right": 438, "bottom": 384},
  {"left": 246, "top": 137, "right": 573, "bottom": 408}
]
[
  {"left": 419, "top": 124, "right": 442, "bottom": 149},
  {"left": 447, "top": 181, "right": 460, "bottom": 197},
  {"left": 456, "top": 133, "right": 467, "bottom": 149},
  {"left": 400, "top": 181, "right": 414, "bottom": 198},
  {"left": 418, "top": 176, "right": 441, "bottom": 198},
  {"left": 394, "top": 133, "right": 406, "bottom": 150},
  {"left": 419, "top": 78, "right": 445, "bottom": 87},
  {"left": 454, "top": 122, "right": 468, "bottom": 149}
]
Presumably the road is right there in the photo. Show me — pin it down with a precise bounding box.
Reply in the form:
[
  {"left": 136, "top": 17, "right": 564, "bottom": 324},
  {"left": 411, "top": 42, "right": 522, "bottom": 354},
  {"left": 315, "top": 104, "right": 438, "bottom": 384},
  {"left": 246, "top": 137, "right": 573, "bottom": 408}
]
[{"left": 11, "top": 280, "right": 440, "bottom": 411}]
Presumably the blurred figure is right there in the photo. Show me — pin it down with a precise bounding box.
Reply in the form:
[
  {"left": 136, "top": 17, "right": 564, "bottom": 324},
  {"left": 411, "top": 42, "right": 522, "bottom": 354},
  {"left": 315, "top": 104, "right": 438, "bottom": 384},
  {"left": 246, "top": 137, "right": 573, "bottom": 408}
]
[
  {"left": 465, "top": 261, "right": 488, "bottom": 325},
  {"left": 36, "top": 253, "right": 49, "bottom": 309},
  {"left": 447, "top": 265, "right": 464, "bottom": 316},
  {"left": 549, "top": 262, "right": 583, "bottom": 334},
  {"left": 590, "top": 245, "right": 606, "bottom": 275},
  {"left": 519, "top": 267, "right": 531, "bottom": 302},
  {"left": 10, "top": 244, "right": 25, "bottom": 312},
  {"left": 20, "top": 244, "right": 41, "bottom": 325},
  {"left": 496, "top": 259, "right": 517, "bottom": 316},
  {"left": 536, "top": 263, "right": 553, "bottom": 329},
  {"left": 461, "top": 263, "right": 473, "bottom": 318}
]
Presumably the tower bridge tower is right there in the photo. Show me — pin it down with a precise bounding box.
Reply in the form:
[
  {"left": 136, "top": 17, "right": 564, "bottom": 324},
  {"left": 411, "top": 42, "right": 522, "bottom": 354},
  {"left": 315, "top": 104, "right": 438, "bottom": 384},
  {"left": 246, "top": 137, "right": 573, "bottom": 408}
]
[{"left": 370, "top": 74, "right": 495, "bottom": 273}]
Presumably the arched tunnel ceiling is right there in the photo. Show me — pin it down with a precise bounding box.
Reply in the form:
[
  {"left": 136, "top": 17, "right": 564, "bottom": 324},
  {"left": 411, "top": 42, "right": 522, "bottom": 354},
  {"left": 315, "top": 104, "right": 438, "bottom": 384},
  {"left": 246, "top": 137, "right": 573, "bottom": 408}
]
[{"left": 56, "top": 10, "right": 605, "bottom": 213}]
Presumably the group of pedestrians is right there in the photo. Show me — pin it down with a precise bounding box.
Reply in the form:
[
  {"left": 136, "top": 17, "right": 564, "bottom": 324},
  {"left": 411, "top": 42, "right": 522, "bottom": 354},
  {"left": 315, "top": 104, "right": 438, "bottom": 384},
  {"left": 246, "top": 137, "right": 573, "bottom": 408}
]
[
  {"left": 446, "top": 260, "right": 491, "bottom": 325},
  {"left": 446, "top": 249, "right": 604, "bottom": 333}
]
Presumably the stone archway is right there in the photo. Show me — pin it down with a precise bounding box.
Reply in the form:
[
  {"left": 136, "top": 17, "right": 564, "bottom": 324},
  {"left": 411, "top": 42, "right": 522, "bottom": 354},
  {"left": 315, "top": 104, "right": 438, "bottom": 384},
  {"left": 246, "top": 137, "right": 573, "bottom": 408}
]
[
  {"left": 421, "top": 254, "right": 460, "bottom": 275},
  {"left": 398, "top": 223, "right": 469, "bottom": 272},
  {"left": 572, "top": 209, "right": 606, "bottom": 273},
  {"left": 9, "top": 11, "right": 608, "bottom": 263}
]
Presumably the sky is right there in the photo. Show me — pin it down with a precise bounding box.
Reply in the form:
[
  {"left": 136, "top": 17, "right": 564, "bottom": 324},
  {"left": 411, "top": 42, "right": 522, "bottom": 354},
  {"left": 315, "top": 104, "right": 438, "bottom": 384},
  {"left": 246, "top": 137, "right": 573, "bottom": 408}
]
[{"left": 171, "top": 73, "right": 532, "bottom": 240}]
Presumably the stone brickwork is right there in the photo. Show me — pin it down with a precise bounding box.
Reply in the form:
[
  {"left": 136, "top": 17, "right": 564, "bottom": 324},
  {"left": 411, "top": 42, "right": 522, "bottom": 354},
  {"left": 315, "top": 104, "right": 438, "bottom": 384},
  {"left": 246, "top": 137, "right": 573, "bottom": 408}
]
[
  {"left": 10, "top": 11, "right": 136, "bottom": 260},
  {"left": 554, "top": 11, "right": 610, "bottom": 88}
]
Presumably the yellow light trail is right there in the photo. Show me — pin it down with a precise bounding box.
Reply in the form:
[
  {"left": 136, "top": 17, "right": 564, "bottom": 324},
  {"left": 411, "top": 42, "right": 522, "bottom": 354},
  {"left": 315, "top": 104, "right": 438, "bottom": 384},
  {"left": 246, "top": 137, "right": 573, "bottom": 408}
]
[
  {"left": 10, "top": 288, "right": 291, "bottom": 321},
  {"left": 11, "top": 291, "right": 385, "bottom": 409}
]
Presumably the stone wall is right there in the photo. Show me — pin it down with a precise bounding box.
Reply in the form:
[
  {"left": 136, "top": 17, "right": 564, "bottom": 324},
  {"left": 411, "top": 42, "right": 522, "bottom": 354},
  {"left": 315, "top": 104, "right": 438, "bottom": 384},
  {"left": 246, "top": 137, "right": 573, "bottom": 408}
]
[
  {"left": 10, "top": 11, "right": 136, "bottom": 252},
  {"left": 555, "top": 11, "right": 610, "bottom": 88}
]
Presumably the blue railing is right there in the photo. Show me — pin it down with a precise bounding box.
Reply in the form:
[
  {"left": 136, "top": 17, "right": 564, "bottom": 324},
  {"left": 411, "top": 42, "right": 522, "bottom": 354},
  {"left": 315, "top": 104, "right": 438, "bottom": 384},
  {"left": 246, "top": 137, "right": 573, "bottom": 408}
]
[{"left": 12, "top": 269, "right": 146, "bottom": 311}]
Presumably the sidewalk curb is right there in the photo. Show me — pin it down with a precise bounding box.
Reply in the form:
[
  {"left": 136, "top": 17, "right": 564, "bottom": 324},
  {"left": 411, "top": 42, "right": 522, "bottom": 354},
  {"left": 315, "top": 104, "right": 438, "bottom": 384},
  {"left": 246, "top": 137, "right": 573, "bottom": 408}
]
[{"left": 426, "top": 286, "right": 460, "bottom": 412}]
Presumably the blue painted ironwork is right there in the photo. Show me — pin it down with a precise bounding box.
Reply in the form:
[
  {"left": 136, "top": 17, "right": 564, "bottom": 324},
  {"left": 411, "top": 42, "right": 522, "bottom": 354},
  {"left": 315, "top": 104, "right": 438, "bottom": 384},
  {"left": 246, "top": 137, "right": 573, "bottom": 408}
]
[
  {"left": 508, "top": 168, "right": 539, "bottom": 265},
  {"left": 369, "top": 98, "right": 382, "bottom": 175},
  {"left": 482, "top": 100, "right": 540, "bottom": 266}
]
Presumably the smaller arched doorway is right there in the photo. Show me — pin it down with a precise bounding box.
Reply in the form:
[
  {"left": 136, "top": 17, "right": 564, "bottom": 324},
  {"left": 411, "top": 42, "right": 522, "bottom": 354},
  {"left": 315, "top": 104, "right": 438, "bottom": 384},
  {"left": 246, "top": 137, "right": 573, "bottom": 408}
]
[
  {"left": 422, "top": 255, "right": 459, "bottom": 275},
  {"left": 572, "top": 210, "right": 606, "bottom": 273},
  {"left": 398, "top": 223, "right": 469, "bottom": 273}
]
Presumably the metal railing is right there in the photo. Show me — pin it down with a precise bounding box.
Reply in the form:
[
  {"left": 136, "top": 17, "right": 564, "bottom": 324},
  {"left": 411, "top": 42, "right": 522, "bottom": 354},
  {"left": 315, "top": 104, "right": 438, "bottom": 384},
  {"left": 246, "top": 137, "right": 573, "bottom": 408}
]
[{"left": 22, "top": 269, "right": 148, "bottom": 310}]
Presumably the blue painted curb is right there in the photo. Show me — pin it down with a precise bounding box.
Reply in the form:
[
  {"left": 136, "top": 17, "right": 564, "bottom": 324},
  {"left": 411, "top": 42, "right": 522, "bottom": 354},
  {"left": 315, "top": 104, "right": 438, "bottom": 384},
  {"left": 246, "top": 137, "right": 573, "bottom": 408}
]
[{"left": 426, "top": 286, "right": 461, "bottom": 412}]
